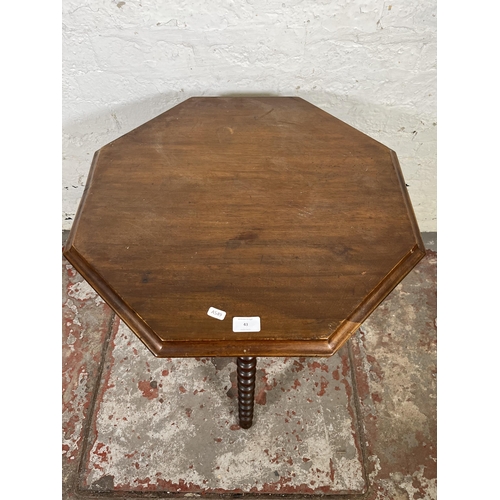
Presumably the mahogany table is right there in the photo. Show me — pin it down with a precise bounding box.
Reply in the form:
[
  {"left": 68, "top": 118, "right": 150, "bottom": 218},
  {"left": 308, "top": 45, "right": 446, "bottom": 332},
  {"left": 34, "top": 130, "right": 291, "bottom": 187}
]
[{"left": 63, "top": 97, "right": 425, "bottom": 429}]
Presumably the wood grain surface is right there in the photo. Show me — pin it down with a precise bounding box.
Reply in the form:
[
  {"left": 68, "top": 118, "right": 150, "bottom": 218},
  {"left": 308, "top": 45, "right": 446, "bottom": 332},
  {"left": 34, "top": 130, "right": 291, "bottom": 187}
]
[{"left": 63, "top": 97, "right": 425, "bottom": 357}]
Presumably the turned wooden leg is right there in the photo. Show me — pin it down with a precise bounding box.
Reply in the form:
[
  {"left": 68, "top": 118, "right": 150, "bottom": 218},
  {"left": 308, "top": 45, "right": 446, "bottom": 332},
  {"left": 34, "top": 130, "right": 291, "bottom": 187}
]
[{"left": 237, "top": 356, "right": 257, "bottom": 429}]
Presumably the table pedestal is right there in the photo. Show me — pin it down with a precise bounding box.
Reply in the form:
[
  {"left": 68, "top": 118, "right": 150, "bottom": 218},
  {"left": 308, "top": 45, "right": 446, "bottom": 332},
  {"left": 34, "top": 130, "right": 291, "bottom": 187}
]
[{"left": 237, "top": 357, "right": 257, "bottom": 429}]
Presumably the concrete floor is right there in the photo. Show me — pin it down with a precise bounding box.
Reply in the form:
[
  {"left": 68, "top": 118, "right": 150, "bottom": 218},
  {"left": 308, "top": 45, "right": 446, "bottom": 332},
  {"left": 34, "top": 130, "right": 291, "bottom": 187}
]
[{"left": 62, "top": 232, "right": 436, "bottom": 499}]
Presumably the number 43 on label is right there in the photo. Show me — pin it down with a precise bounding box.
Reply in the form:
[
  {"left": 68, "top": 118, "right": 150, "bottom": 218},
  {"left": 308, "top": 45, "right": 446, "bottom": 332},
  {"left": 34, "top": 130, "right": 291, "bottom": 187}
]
[{"left": 233, "top": 317, "right": 261, "bottom": 332}]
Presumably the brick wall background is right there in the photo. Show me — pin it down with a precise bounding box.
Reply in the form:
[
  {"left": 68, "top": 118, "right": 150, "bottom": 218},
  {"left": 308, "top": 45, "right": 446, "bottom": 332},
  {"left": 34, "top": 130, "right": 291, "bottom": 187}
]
[{"left": 62, "top": 0, "right": 436, "bottom": 231}]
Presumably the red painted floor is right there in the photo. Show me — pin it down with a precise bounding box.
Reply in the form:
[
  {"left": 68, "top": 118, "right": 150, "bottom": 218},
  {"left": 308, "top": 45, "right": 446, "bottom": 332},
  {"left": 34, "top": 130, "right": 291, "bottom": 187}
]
[{"left": 63, "top": 245, "right": 436, "bottom": 499}]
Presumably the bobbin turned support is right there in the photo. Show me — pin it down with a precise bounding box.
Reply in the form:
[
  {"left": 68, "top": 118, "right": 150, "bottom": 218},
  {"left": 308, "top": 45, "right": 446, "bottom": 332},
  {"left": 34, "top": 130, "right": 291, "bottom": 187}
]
[{"left": 236, "top": 357, "right": 257, "bottom": 429}]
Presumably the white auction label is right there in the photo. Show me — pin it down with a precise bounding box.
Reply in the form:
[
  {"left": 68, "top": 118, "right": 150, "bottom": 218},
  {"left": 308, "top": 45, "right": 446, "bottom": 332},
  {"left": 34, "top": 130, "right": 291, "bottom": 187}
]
[
  {"left": 232, "top": 317, "right": 261, "bottom": 332},
  {"left": 207, "top": 307, "right": 226, "bottom": 321}
]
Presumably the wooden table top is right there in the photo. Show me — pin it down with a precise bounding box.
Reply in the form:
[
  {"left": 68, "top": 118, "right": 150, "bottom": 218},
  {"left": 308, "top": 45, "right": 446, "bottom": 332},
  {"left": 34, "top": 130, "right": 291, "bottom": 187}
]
[{"left": 64, "top": 97, "right": 425, "bottom": 358}]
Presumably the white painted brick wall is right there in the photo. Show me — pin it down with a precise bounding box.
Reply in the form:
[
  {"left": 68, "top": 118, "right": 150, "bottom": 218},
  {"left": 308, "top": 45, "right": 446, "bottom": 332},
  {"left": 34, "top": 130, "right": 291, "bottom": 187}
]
[{"left": 63, "top": 0, "right": 436, "bottom": 231}]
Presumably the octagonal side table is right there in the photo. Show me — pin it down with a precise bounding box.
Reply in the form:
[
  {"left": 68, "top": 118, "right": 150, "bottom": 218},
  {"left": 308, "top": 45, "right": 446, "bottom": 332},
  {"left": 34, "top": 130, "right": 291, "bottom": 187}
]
[{"left": 63, "top": 97, "right": 425, "bottom": 429}]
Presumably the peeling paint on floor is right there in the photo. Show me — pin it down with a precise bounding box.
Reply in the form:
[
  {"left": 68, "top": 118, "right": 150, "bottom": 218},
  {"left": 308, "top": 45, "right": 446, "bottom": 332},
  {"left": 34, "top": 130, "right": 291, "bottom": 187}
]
[
  {"left": 350, "top": 250, "right": 437, "bottom": 500},
  {"left": 62, "top": 259, "right": 114, "bottom": 497},
  {"left": 81, "top": 320, "right": 366, "bottom": 495}
]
